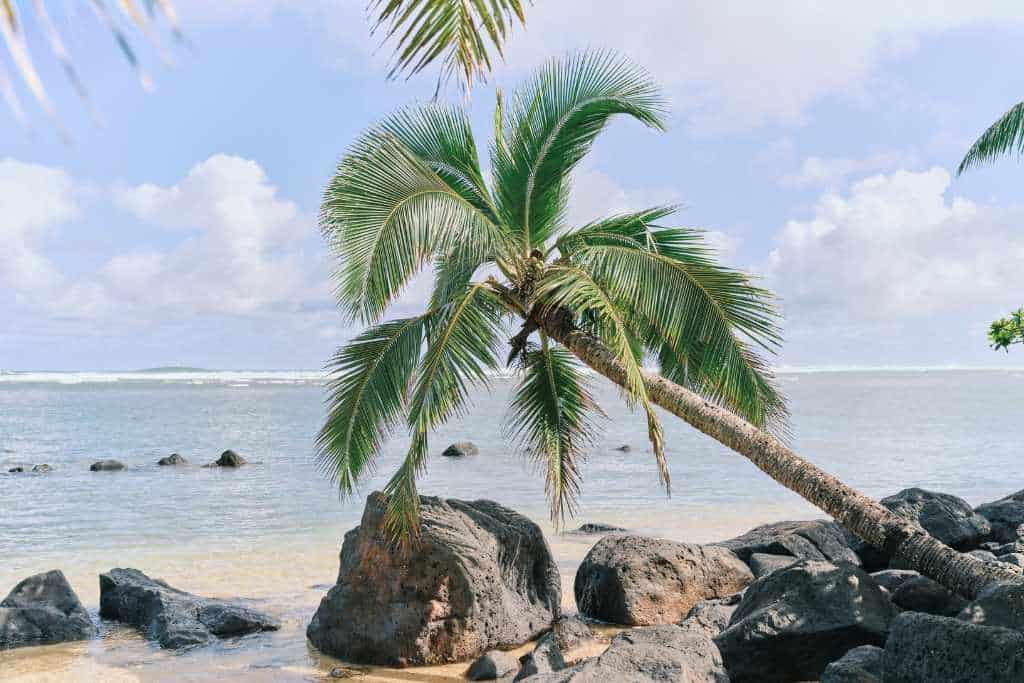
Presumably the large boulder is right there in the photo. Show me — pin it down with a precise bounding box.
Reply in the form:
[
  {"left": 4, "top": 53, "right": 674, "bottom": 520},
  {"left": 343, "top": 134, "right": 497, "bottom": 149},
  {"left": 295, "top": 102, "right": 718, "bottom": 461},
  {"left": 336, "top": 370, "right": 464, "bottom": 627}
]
[
  {"left": 716, "top": 519, "right": 860, "bottom": 567},
  {"left": 976, "top": 490, "right": 1024, "bottom": 544},
  {"left": 714, "top": 560, "right": 895, "bottom": 683},
  {"left": 883, "top": 611, "right": 1024, "bottom": 682},
  {"left": 574, "top": 535, "right": 752, "bottom": 626},
  {"left": 521, "top": 625, "right": 729, "bottom": 683},
  {"left": 307, "top": 492, "right": 560, "bottom": 667},
  {"left": 99, "top": 568, "right": 279, "bottom": 649},
  {"left": 0, "top": 570, "right": 95, "bottom": 649},
  {"left": 851, "top": 488, "right": 990, "bottom": 569},
  {"left": 89, "top": 459, "right": 124, "bottom": 471},
  {"left": 821, "top": 645, "right": 882, "bottom": 683},
  {"left": 889, "top": 575, "right": 968, "bottom": 617}
]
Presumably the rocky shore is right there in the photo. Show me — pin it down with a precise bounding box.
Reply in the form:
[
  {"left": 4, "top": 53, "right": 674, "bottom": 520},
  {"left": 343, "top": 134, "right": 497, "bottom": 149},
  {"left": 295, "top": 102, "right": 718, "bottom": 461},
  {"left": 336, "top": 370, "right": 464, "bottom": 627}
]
[{"left": 6, "top": 483, "right": 1024, "bottom": 681}]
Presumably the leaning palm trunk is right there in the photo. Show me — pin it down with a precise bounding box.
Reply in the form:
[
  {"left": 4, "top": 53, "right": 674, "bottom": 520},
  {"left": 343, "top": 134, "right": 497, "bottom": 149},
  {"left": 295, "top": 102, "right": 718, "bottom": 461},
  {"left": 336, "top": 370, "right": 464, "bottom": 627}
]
[
  {"left": 540, "top": 312, "right": 1020, "bottom": 599},
  {"left": 317, "top": 52, "right": 1019, "bottom": 606}
]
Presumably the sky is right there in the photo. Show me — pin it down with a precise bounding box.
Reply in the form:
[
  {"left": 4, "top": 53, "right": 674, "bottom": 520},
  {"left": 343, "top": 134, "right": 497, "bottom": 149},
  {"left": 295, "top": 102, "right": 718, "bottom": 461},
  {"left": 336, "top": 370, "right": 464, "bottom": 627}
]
[{"left": 2, "top": 1, "right": 1024, "bottom": 370}]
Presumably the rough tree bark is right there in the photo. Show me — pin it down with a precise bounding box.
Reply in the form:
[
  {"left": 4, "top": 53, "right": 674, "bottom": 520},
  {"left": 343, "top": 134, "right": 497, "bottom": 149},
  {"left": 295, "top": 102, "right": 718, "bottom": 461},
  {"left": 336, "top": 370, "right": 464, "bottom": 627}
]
[{"left": 535, "top": 312, "right": 1021, "bottom": 600}]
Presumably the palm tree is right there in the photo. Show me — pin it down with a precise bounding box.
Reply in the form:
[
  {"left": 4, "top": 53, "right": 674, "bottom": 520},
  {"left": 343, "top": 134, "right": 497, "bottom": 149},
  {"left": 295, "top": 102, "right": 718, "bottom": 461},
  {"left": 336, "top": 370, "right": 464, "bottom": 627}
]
[
  {"left": 319, "top": 52, "right": 1017, "bottom": 599},
  {"left": 959, "top": 101, "right": 1024, "bottom": 352},
  {"left": 1, "top": 1, "right": 527, "bottom": 134}
]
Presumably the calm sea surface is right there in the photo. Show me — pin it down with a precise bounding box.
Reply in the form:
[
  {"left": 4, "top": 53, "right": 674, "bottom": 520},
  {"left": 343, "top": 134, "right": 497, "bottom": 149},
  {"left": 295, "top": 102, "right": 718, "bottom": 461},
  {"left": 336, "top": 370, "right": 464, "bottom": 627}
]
[{"left": 1, "top": 369, "right": 1023, "bottom": 680}]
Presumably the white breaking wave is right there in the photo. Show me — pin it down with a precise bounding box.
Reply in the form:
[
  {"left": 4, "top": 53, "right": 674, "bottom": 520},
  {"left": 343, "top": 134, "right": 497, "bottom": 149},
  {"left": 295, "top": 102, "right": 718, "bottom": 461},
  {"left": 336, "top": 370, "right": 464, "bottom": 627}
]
[{"left": 0, "top": 370, "right": 326, "bottom": 385}]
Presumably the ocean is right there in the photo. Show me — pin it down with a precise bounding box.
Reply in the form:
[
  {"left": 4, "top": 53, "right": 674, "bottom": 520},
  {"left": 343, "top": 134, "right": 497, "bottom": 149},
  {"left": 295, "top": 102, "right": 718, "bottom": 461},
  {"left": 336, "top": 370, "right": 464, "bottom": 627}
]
[{"left": 1, "top": 368, "right": 1023, "bottom": 680}]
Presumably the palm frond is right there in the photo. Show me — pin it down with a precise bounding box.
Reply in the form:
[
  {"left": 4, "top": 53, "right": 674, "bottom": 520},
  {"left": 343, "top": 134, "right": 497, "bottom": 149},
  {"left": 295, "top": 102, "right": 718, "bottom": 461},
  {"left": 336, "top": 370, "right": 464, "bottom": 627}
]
[
  {"left": 505, "top": 339, "right": 603, "bottom": 524},
  {"left": 561, "top": 219, "right": 786, "bottom": 431},
  {"left": 322, "top": 125, "right": 504, "bottom": 325},
  {"left": 382, "top": 282, "right": 505, "bottom": 541},
  {"left": 536, "top": 264, "right": 670, "bottom": 492},
  {"left": 492, "top": 51, "right": 667, "bottom": 251},
  {"left": 315, "top": 314, "right": 430, "bottom": 495},
  {"left": 959, "top": 101, "right": 1024, "bottom": 174},
  {"left": 370, "top": 0, "right": 527, "bottom": 91}
]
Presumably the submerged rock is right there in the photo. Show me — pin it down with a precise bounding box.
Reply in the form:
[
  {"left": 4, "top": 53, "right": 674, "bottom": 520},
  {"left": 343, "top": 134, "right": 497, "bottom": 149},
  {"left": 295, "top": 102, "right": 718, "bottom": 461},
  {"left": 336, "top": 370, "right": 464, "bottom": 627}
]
[
  {"left": 441, "top": 441, "right": 479, "bottom": 457},
  {"left": 575, "top": 535, "right": 752, "bottom": 626},
  {"left": 208, "top": 450, "right": 246, "bottom": 467},
  {"left": 976, "top": 489, "right": 1024, "bottom": 544},
  {"left": 821, "top": 645, "right": 883, "bottom": 683},
  {"left": 157, "top": 453, "right": 188, "bottom": 466},
  {"left": 7, "top": 467, "right": 23, "bottom": 473},
  {"left": 568, "top": 523, "right": 626, "bottom": 535},
  {"left": 0, "top": 570, "right": 95, "bottom": 649},
  {"left": 31, "top": 464, "right": 52, "bottom": 473},
  {"left": 715, "top": 560, "right": 894, "bottom": 683},
  {"left": 99, "top": 568, "right": 279, "bottom": 649},
  {"left": 883, "top": 611, "right": 1024, "bottom": 682},
  {"left": 521, "top": 625, "right": 729, "bottom": 682},
  {"left": 307, "top": 492, "right": 560, "bottom": 667},
  {"left": 89, "top": 460, "right": 124, "bottom": 471},
  {"left": 613, "top": 444, "right": 631, "bottom": 452},
  {"left": 717, "top": 519, "right": 861, "bottom": 567}
]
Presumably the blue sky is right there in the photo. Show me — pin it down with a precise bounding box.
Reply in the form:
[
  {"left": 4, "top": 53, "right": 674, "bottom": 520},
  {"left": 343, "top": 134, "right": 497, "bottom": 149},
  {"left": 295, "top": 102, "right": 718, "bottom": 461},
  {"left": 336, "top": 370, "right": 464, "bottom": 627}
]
[{"left": 3, "top": 2, "right": 1024, "bottom": 370}]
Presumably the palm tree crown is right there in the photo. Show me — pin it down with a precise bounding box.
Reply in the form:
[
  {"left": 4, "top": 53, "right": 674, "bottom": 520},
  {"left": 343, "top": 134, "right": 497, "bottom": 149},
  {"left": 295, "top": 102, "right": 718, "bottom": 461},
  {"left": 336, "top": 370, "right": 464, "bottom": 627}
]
[
  {"left": 959, "top": 100, "right": 1024, "bottom": 173},
  {"left": 318, "top": 51, "right": 786, "bottom": 542}
]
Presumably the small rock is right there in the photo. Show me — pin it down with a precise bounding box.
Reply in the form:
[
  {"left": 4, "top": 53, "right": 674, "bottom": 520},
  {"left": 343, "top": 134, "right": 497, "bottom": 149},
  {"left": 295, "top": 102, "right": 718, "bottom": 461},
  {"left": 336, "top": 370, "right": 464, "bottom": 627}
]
[
  {"left": 613, "top": 444, "right": 631, "bottom": 452},
  {"left": 441, "top": 441, "right": 479, "bottom": 457},
  {"left": 821, "top": 645, "right": 883, "bottom": 683},
  {"left": 158, "top": 453, "right": 188, "bottom": 466},
  {"left": 89, "top": 460, "right": 125, "bottom": 471},
  {"left": 678, "top": 593, "right": 742, "bottom": 639},
  {"left": 575, "top": 535, "right": 753, "bottom": 625},
  {"left": 211, "top": 450, "right": 246, "bottom": 467},
  {"left": 467, "top": 650, "right": 520, "bottom": 680},
  {"left": 31, "top": 464, "right": 52, "bottom": 473},
  {"left": 0, "top": 570, "right": 95, "bottom": 649},
  {"left": 99, "top": 568, "right": 278, "bottom": 649},
  {"left": 717, "top": 519, "right": 861, "bottom": 567},
  {"left": 715, "top": 560, "right": 894, "bottom": 683},
  {"left": 890, "top": 575, "right": 967, "bottom": 617},
  {"left": 7, "top": 466, "right": 24, "bottom": 473},
  {"left": 567, "top": 523, "right": 626, "bottom": 535},
  {"left": 869, "top": 569, "right": 919, "bottom": 594},
  {"left": 328, "top": 666, "right": 364, "bottom": 679},
  {"left": 883, "top": 611, "right": 1024, "bottom": 682},
  {"left": 514, "top": 633, "right": 566, "bottom": 680},
  {"left": 748, "top": 552, "right": 797, "bottom": 578},
  {"left": 550, "top": 615, "right": 594, "bottom": 652}
]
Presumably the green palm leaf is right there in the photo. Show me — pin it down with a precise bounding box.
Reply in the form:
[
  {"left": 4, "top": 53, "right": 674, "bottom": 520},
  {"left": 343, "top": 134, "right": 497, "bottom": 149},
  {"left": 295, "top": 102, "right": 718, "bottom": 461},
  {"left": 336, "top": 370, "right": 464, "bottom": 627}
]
[
  {"left": 959, "top": 101, "right": 1024, "bottom": 174},
  {"left": 383, "top": 282, "right": 505, "bottom": 541},
  {"left": 492, "top": 51, "right": 667, "bottom": 251},
  {"left": 505, "top": 339, "right": 603, "bottom": 524},
  {"left": 536, "top": 264, "right": 670, "bottom": 492},
  {"left": 322, "top": 123, "right": 504, "bottom": 325},
  {"left": 370, "top": 0, "right": 527, "bottom": 90},
  {"left": 315, "top": 314, "right": 430, "bottom": 494}
]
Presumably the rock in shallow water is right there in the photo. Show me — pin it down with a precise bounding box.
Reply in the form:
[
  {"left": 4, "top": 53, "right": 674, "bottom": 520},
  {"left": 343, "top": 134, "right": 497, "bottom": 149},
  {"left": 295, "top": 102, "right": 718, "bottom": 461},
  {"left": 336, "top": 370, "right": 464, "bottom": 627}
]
[
  {"left": 307, "top": 492, "right": 560, "bottom": 667},
  {"left": 441, "top": 441, "right": 479, "bottom": 457},
  {"left": 714, "top": 559, "right": 895, "bottom": 683},
  {"left": 575, "top": 535, "right": 752, "bottom": 626},
  {"left": 0, "top": 570, "right": 95, "bottom": 649},
  {"left": 208, "top": 450, "right": 246, "bottom": 467},
  {"left": 89, "top": 459, "right": 124, "bottom": 471},
  {"left": 883, "top": 611, "right": 1024, "bottom": 682},
  {"left": 157, "top": 453, "right": 188, "bottom": 466},
  {"left": 567, "top": 523, "right": 626, "bottom": 535},
  {"left": 99, "top": 568, "right": 279, "bottom": 649}
]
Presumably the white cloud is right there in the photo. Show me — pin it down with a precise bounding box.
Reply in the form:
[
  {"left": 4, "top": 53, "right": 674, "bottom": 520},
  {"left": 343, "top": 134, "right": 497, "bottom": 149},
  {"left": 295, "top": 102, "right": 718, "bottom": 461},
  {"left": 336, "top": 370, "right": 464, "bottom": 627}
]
[
  {"left": 767, "top": 167, "right": 1024, "bottom": 325},
  {"left": 780, "top": 150, "right": 919, "bottom": 189}
]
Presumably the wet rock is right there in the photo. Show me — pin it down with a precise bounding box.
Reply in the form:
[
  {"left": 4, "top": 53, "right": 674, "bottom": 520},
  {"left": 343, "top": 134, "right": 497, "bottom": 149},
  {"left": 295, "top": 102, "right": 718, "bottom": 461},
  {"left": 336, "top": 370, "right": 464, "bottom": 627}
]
[
  {"left": 821, "top": 645, "right": 882, "bottom": 683},
  {"left": 467, "top": 650, "right": 520, "bottom": 680},
  {"left": 158, "top": 453, "right": 188, "bottom": 466},
  {"left": 717, "top": 519, "right": 861, "bottom": 567},
  {"left": 89, "top": 460, "right": 124, "bottom": 471},
  {"left": 677, "top": 593, "right": 741, "bottom": 639},
  {"left": 31, "top": 464, "right": 52, "bottom": 473},
  {"left": 575, "top": 535, "right": 752, "bottom": 626},
  {"left": 441, "top": 441, "right": 479, "bottom": 457},
  {"left": 890, "top": 575, "right": 967, "bottom": 616},
  {"left": 748, "top": 552, "right": 797, "bottom": 578},
  {"left": 209, "top": 450, "right": 246, "bottom": 467},
  {"left": 959, "top": 581, "right": 1024, "bottom": 630},
  {"left": 883, "top": 611, "right": 1024, "bottom": 682},
  {"left": 0, "top": 570, "right": 95, "bottom": 649},
  {"left": 715, "top": 560, "right": 895, "bottom": 683},
  {"left": 522, "top": 625, "right": 728, "bottom": 682},
  {"left": 976, "top": 489, "right": 1024, "bottom": 544},
  {"left": 307, "top": 492, "right": 560, "bottom": 667},
  {"left": 99, "top": 568, "right": 279, "bottom": 649},
  {"left": 550, "top": 615, "right": 595, "bottom": 652},
  {"left": 568, "top": 523, "right": 626, "bottom": 535},
  {"left": 869, "top": 569, "right": 919, "bottom": 594},
  {"left": 515, "top": 632, "right": 566, "bottom": 680}
]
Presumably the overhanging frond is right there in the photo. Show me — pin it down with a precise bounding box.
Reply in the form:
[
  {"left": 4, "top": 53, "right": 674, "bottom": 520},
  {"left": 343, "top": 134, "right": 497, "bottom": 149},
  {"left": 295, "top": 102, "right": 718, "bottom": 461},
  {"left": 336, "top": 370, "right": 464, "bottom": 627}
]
[{"left": 959, "top": 101, "right": 1024, "bottom": 174}]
